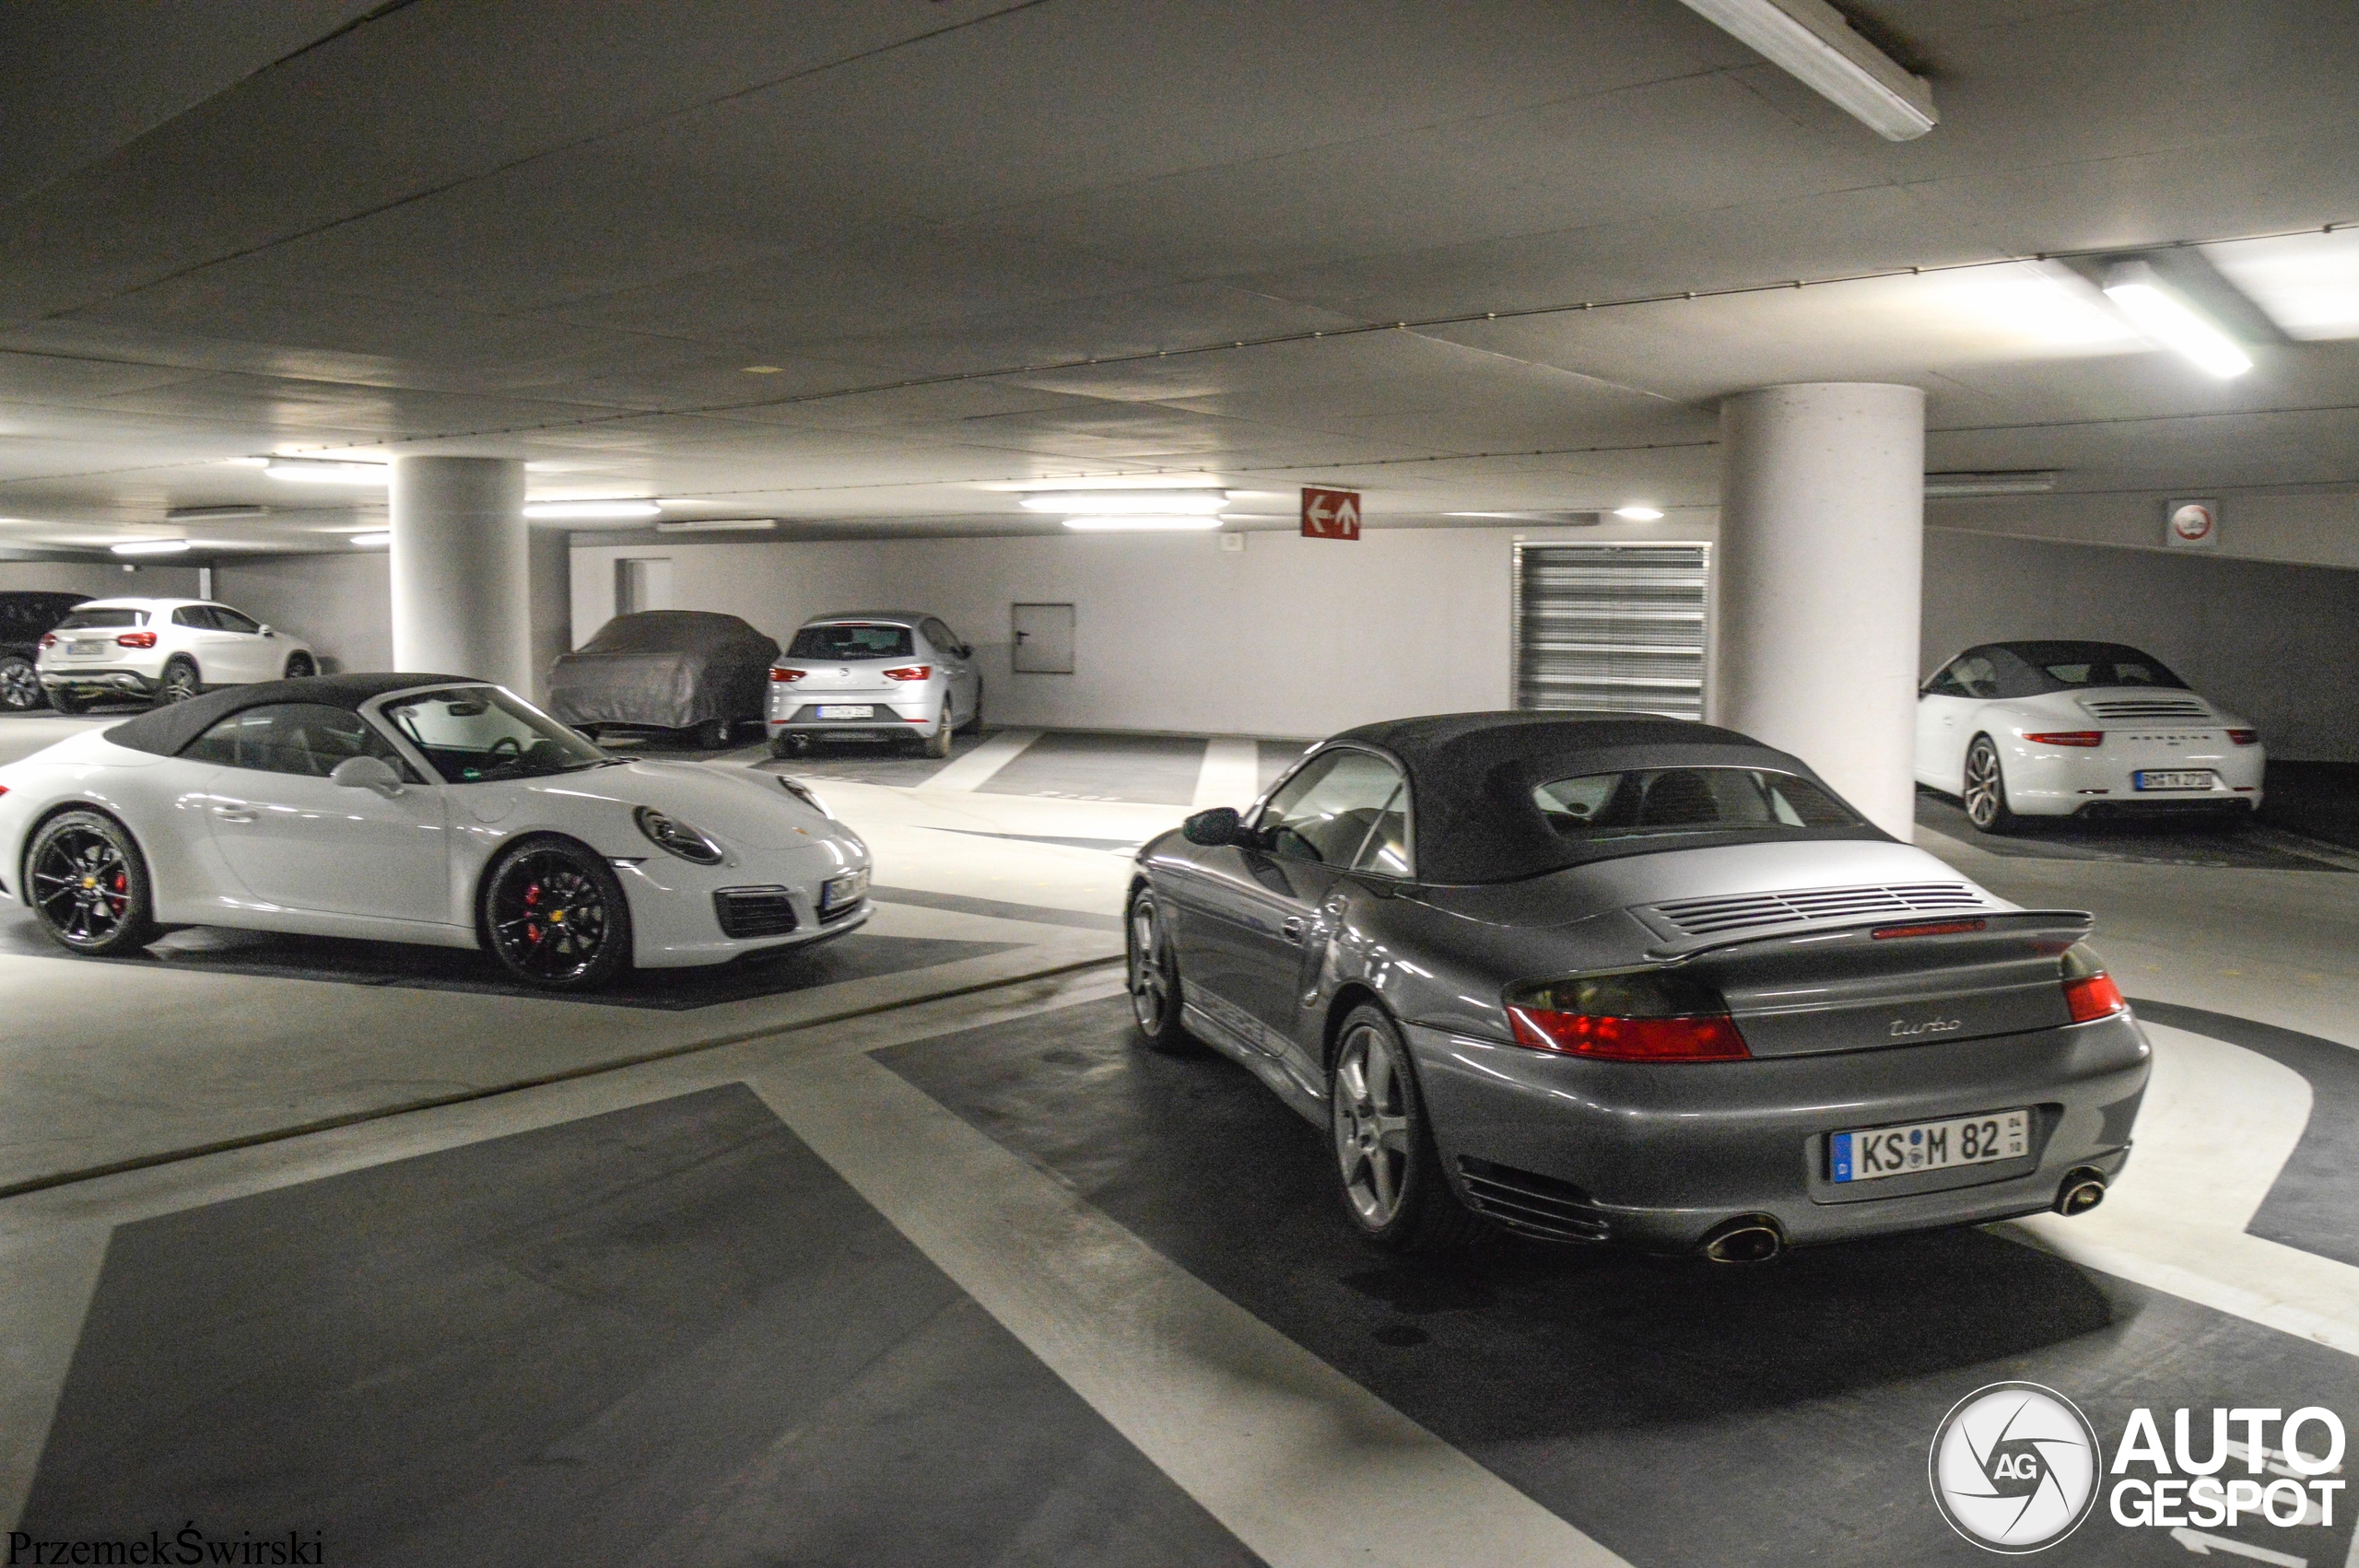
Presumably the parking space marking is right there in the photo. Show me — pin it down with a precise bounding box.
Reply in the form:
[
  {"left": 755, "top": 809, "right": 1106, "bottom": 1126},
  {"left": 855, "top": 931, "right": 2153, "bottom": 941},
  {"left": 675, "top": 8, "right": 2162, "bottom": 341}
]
[
  {"left": 1193, "top": 737, "right": 1263, "bottom": 810},
  {"left": 752, "top": 1052, "right": 1630, "bottom": 1568},
  {"left": 920, "top": 728, "right": 1040, "bottom": 791},
  {"left": 0, "top": 1226, "right": 110, "bottom": 1535}
]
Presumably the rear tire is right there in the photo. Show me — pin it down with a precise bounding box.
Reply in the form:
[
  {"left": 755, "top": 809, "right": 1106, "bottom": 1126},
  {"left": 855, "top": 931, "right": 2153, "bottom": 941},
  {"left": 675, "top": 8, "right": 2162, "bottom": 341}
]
[
  {"left": 695, "top": 718, "right": 730, "bottom": 749},
  {"left": 958, "top": 681, "right": 985, "bottom": 735},
  {"left": 1125, "top": 886, "right": 1197, "bottom": 1055},
  {"left": 25, "top": 810, "right": 159, "bottom": 955},
  {"left": 479, "top": 837, "right": 634, "bottom": 990},
  {"left": 0, "top": 656, "right": 41, "bottom": 711},
  {"left": 283, "top": 652, "right": 315, "bottom": 680},
  {"left": 1962, "top": 735, "right": 2021, "bottom": 835},
  {"left": 1330, "top": 1004, "right": 1487, "bottom": 1252},
  {"left": 157, "top": 658, "right": 201, "bottom": 706},
  {"left": 922, "top": 708, "right": 953, "bottom": 759}
]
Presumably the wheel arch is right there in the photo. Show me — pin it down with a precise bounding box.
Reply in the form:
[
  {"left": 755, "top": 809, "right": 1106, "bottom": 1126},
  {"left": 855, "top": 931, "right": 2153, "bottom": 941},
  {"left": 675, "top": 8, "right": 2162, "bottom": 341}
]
[
  {"left": 471, "top": 827, "right": 621, "bottom": 951},
  {"left": 1322, "top": 981, "right": 1391, "bottom": 1077}
]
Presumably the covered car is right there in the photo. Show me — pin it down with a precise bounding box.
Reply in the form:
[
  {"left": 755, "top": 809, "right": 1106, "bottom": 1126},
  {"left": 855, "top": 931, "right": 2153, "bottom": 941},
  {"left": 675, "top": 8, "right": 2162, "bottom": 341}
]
[{"left": 547, "top": 611, "right": 780, "bottom": 747}]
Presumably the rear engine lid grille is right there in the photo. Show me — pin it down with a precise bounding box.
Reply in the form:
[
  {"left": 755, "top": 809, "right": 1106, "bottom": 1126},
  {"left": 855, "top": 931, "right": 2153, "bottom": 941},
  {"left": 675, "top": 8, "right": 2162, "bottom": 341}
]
[
  {"left": 1638, "top": 882, "right": 1987, "bottom": 940},
  {"left": 2081, "top": 696, "right": 2211, "bottom": 720},
  {"left": 714, "top": 885, "right": 799, "bottom": 939},
  {"left": 1456, "top": 1157, "right": 1609, "bottom": 1243}
]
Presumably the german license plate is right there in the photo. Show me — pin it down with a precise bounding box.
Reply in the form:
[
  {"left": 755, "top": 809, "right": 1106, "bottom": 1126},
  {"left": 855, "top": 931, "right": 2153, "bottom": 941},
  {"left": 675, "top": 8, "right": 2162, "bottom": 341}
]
[
  {"left": 1830, "top": 1109, "right": 2028, "bottom": 1183},
  {"left": 820, "top": 867, "right": 869, "bottom": 912},
  {"left": 2133, "top": 769, "right": 2214, "bottom": 790},
  {"left": 69, "top": 640, "right": 106, "bottom": 658},
  {"left": 816, "top": 705, "right": 874, "bottom": 719}
]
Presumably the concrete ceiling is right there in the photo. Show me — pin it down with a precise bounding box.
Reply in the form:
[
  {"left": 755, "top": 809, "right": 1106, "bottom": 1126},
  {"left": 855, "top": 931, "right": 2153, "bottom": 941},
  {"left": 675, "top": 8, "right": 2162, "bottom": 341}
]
[{"left": 0, "top": 0, "right": 2354, "bottom": 556}]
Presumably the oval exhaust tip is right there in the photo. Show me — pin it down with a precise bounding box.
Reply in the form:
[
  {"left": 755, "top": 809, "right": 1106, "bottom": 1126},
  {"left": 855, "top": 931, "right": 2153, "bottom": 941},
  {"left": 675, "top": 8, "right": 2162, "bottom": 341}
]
[
  {"left": 1702, "top": 1217, "right": 1783, "bottom": 1264},
  {"left": 2056, "top": 1169, "right": 2107, "bottom": 1216}
]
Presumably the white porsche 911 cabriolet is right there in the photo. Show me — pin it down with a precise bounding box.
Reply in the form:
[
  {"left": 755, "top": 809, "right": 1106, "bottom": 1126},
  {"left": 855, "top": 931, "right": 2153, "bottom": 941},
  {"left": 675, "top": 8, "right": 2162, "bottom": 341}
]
[
  {"left": 0, "top": 673, "right": 871, "bottom": 989},
  {"left": 1916, "top": 640, "right": 2264, "bottom": 833}
]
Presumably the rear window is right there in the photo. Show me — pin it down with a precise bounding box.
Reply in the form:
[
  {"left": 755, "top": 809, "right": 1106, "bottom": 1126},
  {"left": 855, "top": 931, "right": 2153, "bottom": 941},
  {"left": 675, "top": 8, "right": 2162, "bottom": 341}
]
[
  {"left": 56, "top": 608, "right": 145, "bottom": 630},
  {"left": 1986, "top": 642, "right": 2187, "bottom": 696},
  {"left": 787, "top": 624, "right": 914, "bottom": 660},
  {"left": 1532, "top": 767, "right": 1864, "bottom": 844}
]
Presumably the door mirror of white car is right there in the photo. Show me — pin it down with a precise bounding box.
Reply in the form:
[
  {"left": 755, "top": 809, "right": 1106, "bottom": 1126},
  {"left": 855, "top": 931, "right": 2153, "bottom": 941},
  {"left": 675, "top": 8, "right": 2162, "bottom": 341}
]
[
  {"left": 330, "top": 755, "right": 405, "bottom": 796},
  {"left": 258, "top": 626, "right": 274, "bottom": 638}
]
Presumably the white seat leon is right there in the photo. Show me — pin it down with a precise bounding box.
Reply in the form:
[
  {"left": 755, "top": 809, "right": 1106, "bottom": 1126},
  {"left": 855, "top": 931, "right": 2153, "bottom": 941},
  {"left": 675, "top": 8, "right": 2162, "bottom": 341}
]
[
  {"left": 766, "top": 613, "right": 982, "bottom": 759},
  {"left": 37, "top": 597, "right": 315, "bottom": 711},
  {"left": 1915, "top": 640, "right": 2264, "bottom": 832}
]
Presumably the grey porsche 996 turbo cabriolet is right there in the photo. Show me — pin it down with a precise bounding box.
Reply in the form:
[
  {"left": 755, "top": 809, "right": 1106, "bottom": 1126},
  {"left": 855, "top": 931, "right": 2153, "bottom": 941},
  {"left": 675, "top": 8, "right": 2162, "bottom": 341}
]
[{"left": 1126, "top": 711, "right": 2147, "bottom": 1261}]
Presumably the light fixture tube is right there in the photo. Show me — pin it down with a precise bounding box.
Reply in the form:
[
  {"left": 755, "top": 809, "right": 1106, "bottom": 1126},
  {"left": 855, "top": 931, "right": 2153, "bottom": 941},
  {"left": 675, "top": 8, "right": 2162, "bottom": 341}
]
[
  {"left": 111, "top": 539, "right": 192, "bottom": 556},
  {"left": 349, "top": 532, "right": 393, "bottom": 547},
  {"left": 264, "top": 459, "right": 392, "bottom": 485},
  {"left": 1613, "top": 505, "right": 1665, "bottom": 521},
  {"left": 1676, "top": 0, "right": 1936, "bottom": 140},
  {"left": 653, "top": 518, "right": 779, "bottom": 532},
  {"left": 2102, "top": 263, "right": 2254, "bottom": 378},
  {"left": 1020, "top": 490, "right": 1229, "bottom": 515},
  {"left": 522, "top": 499, "right": 663, "bottom": 520},
  {"left": 1922, "top": 471, "right": 2060, "bottom": 498},
  {"left": 1061, "top": 514, "right": 1226, "bottom": 532}
]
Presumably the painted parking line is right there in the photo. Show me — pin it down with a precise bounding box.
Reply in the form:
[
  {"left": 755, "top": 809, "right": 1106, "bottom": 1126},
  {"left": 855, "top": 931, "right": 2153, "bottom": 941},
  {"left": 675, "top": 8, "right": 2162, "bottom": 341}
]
[
  {"left": 1193, "top": 737, "right": 1262, "bottom": 810},
  {"left": 920, "top": 728, "right": 1040, "bottom": 791}
]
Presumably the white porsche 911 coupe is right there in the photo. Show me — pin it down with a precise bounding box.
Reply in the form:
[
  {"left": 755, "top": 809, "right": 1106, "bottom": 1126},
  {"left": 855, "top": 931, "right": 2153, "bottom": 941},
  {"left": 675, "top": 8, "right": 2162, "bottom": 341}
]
[
  {"left": 1916, "top": 640, "right": 2264, "bottom": 833},
  {"left": 0, "top": 674, "right": 872, "bottom": 989}
]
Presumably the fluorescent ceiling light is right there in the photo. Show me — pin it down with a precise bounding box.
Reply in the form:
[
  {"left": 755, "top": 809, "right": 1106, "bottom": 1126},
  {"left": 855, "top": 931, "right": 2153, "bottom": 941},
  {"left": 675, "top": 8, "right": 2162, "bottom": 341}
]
[
  {"left": 167, "top": 505, "right": 270, "bottom": 521},
  {"left": 2103, "top": 263, "right": 2253, "bottom": 378},
  {"left": 219, "top": 456, "right": 271, "bottom": 468},
  {"left": 265, "top": 459, "right": 392, "bottom": 485},
  {"left": 2201, "top": 229, "right": 2359, "bottom": 341},
  {"left": 1020, "top": 490, "right": 1228, "bottom": 515},
  {"left": 1613, "top": 505, "right": 1665, "bottom": 521},
  {"left": 111, "top": 539, "right": 191, "bottom": 556},
  {"left": 1447, "top": 511, "right": 1526, "bottom": 519},
  {"left": 1061, "top": 514, "right": 1226, "bottom": 532},
  {"left": 348, "top": 531, "right": 392, "bottom": 548},
  {"left": 522, "top": 498, "right": 663, "bottom": 520},
  {"left": 1923, "top": 471, "right": 2059, "bottom": 499},
  {"left": 654, "top": 518, "right": 778, "bottom": 532},
  {"left": 1676, "top": 0, "right": 1935, "bottom": 140}
]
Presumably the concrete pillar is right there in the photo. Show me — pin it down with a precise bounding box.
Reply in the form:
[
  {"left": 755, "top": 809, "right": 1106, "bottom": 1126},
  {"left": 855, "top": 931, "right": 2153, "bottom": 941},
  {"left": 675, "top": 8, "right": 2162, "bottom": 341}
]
[
  {"left": 388, "top": 457, "right": 530, "bottom": 690},
  {"left": 525, "top": 526, "right": 573, "bottom": 704},
  {"left": 1712, "top": 383, "right": 1924, "bottom": 838}
]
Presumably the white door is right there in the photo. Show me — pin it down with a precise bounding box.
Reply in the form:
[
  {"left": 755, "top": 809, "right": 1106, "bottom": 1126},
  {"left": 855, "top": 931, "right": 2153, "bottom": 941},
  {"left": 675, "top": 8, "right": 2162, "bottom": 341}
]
[
  {"left": 186, "top": 702, "right": 452, "bottom": 924},
  {"left": 205, "top": 604, "right": 280, "bottom": 683},
  {"left": 1011, "top": 603, "right": 1074, "bottom": 673}
]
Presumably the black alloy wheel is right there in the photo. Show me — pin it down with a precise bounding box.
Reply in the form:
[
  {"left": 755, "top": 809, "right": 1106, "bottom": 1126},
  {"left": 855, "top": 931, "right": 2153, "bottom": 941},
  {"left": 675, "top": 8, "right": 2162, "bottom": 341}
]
[
  {"left": 0, "top": 656, "right": 41, "bottom": 711},
  {"left": 1962, "top": 735, "right": 2020, "bottom": 835},
  {"left": 157, "top": 659, "right": 201, "bottom": 705},
  {"left": 481, "top": 838, "right": 633, "bottom": 989},
  {"left": 1125, "top": 886, "right": 1195, "bottom": 1054},
  {"left": 26, "top": 810, "right": 159, "bottom": 955},
  {"left": 1329, "top": 1003, "right": 1486, "bottom": 1252},
  {"left": 283, "top": 652, "right": 315, "bottom": 679}
]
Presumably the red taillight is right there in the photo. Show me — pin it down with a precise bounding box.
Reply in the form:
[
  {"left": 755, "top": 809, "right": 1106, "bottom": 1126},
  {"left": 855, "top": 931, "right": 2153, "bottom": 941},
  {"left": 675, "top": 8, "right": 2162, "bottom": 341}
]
[
  {"left": 39, "top": 633, "right": 56, "bottom": 649},
  {"left": 2063, "top": 971, "right": 2126, "bottom": 1023},
  {"left": 116, "top": 631, "right": 158, "bottom": 649},
  {"left": 2226, "top": 729, "right": 2259, "bottom": 746},
  {"left": 1872, "top": 919, "right": 1988, "bottom": 941},
  {"left": 881, "top": 664, "right": 932, "bottom": 682},
  {"left": 769, "top": 667, "right": 806, "bottom": 683},
  {"left": 1508, "top": 1006, "right": 1751, "bottom": 1061},
  {"left": 2025, "top": 731, "right": 2103, "bottom": 747}
]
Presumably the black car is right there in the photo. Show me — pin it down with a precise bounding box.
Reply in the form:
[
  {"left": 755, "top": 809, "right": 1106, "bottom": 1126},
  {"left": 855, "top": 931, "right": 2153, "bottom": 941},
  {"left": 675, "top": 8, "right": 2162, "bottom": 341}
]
[
  {"left": 0, "top": 591, "right": 89, "bottom": 711},
  {"left": 546, "top": 610, "right": 782, "bottom": 749}
]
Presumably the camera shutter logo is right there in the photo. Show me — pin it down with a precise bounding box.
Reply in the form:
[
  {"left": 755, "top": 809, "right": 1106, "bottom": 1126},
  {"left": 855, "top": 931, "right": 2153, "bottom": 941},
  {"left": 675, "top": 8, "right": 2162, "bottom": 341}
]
[{"left": 1930, "top": 1382, "right": 2103, "bottom": 1552}]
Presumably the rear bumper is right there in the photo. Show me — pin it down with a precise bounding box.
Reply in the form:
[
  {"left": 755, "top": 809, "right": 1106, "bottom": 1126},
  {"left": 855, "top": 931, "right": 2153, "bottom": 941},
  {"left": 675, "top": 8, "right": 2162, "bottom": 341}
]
[
  {"left": 768, "top": 699, "right": 940, "bottom": 736},
  {"left": 1409, "top": 1012, "right": 2151, "bottom": 1253},
  {"left": 2000, "top": 738, "right": 2266, "bottom": 816},
  {"left": 39, "top": 666, "right": 158, "bottom": 696}
]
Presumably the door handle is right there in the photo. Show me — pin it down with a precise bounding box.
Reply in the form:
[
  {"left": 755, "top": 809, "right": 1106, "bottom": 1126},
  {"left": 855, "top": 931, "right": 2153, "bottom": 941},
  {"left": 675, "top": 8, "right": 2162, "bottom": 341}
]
[
  {"left": 212, "top": 805, "right": 256, "bottom": 824},
  {"left": 1281, "top": 916, "right": 1306, "bottom": 943}
]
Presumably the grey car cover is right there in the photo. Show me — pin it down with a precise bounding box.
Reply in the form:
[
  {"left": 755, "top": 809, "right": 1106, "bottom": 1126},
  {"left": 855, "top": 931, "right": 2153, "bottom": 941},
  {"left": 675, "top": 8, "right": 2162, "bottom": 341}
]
[{"left": 546, "top": 611, "right": 780, "bottom": 731}]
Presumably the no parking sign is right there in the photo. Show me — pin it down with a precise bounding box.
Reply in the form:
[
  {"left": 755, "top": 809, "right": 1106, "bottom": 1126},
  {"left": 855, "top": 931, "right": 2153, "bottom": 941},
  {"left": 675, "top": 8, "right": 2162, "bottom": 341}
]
[{"left": 2165, "top": 497, "right": 2220, "bottom": 549}]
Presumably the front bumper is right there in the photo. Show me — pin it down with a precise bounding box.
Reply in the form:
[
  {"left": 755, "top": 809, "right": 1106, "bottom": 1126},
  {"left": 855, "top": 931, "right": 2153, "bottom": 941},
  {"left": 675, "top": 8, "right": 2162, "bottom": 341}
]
[
  {"left": 1410, "top": 1012, "right": 2151, "bottom": 1253},
  {"left": 612, "top": 837, "right": 873, "bottom": 967}
]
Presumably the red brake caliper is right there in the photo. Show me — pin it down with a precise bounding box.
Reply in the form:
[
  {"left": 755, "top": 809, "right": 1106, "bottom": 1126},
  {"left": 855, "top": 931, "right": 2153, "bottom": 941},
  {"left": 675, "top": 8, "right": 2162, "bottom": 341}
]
[{"left": 523, "top": 881, "right": 543, "bottom": 942}]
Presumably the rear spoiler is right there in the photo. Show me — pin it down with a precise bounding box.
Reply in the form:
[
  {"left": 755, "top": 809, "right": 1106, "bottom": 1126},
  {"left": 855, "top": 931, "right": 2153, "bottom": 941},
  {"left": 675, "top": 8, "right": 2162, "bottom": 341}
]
[{"left": 1643, "top": 907, "right": 2094, "bottom": 964}]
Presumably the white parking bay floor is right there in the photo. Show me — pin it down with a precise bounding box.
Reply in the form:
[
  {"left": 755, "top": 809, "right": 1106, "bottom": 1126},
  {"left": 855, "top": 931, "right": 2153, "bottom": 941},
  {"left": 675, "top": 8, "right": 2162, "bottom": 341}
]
[{"left": 4, "top": 720, "right": 2359, "bottom": 1564}]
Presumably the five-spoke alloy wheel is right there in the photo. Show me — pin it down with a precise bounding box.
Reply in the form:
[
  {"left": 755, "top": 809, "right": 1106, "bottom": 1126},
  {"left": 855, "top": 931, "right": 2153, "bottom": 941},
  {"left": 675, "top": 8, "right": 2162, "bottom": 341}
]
[
  {"left": 1328, "top": 1004, "right": 1485, "bottom": 1251},
  {"left": 1126, "top": 887, "right": 1193, "bottom": 1053},
  {"left": 482, "top": 838, "right": 633, "bottom": 989},
  {"left": 0, "top": 655, "right": 41, "bottom": 711},
  {"left": 1962, "top": 735, "right": 2019, "bottom": 835},
  {"left": 26, "top": 810, "right": 159, "bottom": 955},
  {"left": 157, "top": 658, "right": 201, "bottom": 705}
]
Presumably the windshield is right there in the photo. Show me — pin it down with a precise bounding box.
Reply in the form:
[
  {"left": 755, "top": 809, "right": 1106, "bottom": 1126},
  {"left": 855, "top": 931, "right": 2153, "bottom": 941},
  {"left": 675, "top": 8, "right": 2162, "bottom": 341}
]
[
  {"left": 1532, "top": 767, "right": 1864, "bottom": 844},
  {"left": 378, "top": 686, "right": 610, "bottom": 783},
  {"left": 787, "top": 623, "right": 914, "bottom": 660},
  {"left": 56, "top": 608, "right": 145, "bottom": 630}
]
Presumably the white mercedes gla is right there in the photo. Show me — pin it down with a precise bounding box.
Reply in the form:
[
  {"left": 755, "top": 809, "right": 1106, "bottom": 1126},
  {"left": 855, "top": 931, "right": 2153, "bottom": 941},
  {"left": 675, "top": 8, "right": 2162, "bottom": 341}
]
[
  {"left": 37, "top": 596, "right": 316, "bottom": 710},
  {"left": 1916, "top": 640, "right": 2264, "bottom": 833},
  {"left": 0, "top": 674, "right": 871, "bottom": 989}
]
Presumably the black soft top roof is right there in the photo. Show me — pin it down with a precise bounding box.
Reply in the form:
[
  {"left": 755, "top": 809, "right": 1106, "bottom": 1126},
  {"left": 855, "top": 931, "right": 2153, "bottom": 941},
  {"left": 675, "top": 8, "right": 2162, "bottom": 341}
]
[
  {"left": 104, "top": 673, "right": 476, "bottom": 756},
  {"left": 1328, "top": 710, "right": 1882, "bottom": 883}
]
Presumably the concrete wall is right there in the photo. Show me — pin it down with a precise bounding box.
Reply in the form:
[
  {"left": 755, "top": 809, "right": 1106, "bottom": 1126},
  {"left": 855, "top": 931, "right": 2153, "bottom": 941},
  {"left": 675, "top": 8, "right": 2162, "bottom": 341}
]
[
  {"left": 0, "top": 561, "right": 202, "bottom": 599},
  {"left": 570, "top": 524, "right": 1699, "bottom": 739},
  {"left": 1923, "top": 528, "right": 2359, "bottom": 762},
  {"left": 213, "top": 552, "right": 392, "bottom": 673}
]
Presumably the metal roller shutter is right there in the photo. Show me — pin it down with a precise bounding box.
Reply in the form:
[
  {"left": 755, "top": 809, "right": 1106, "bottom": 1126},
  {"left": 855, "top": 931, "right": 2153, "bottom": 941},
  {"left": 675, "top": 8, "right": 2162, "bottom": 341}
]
[{"left": 1512, "top": 543, "right": 1709, "bottom": 719}]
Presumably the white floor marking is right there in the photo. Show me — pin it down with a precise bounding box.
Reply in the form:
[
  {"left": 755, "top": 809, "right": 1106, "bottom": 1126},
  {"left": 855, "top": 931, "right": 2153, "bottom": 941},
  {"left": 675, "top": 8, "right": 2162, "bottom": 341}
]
[
  {"left": 2170, "top": 1525, "right": 2308, "bottom": 1564},
  {"left": 750, "top": 1052, "right": 1630, "bottom": 1568},
  {"left": 0, "top": 1226, "right": 111, "bottom": 1533},
  {"left": 2009, "top": 1023, "right": 2359, "bottom": 1360},
  {"left": 1192, "top": 737, "right": 1262, "bottom": 810},
  {"left": 920, "top": 727, "right": 1040, "bottom": 791}
]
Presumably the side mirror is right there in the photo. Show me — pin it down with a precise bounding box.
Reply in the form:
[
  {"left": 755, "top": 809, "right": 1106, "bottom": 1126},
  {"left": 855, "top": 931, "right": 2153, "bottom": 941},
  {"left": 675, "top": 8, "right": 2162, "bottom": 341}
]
[
  {"left": 957, "top": 644, "right": 973, "bottom": 660},
  {"left": 330, "top": 755, "right": 405, "bottom": 796},
  {"left": 257, "top": 626, "right": 274, "bottom": 638},
  {"left": 1182, "top": 806, "right": 1246, "bottom": 847}
]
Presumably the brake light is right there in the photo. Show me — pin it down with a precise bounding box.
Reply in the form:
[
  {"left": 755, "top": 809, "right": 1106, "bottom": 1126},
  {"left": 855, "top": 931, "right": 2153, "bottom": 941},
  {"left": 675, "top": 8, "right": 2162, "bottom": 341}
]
[
  {"left": 116, "top": 631, "right": 158, "bottom": 649},
  {"left": 881, "top": 665, "right": 932, "bottom": 682},
  {"left": 39, "top": 633, "right": 55, "bottom": 649},
  {"left": 1872, "top": 919, "right": 1988, "bottom": 940},
  {"left": 2060, "top": 944, "right": 2127, "bottom": 1023},
  {"left": 769, "top": 667, "right": 806, "bottom": 683},
  {"left": 1503, "top": 973, "right": 1750, "bottom": 1062},
  {"left": 2025, "top": 731, "right": 2103, "bottom": 747},
  {"left": 2226, "top": 729, "right": 2259, "bottom": 746}
]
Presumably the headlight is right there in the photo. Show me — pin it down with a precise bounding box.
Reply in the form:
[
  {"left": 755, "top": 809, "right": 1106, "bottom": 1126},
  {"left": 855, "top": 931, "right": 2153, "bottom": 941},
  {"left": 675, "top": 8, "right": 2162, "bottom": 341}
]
[
  {"left": 777, "top": 776, "right": 831, "bottom": 819},
  {"left": 635, "top": 806, "right": 722, "bottom": 865}
]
